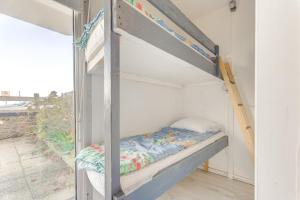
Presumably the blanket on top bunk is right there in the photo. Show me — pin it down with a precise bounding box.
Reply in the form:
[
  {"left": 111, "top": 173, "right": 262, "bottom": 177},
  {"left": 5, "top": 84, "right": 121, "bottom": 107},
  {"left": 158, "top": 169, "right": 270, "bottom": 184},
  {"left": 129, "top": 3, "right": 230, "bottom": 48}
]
[
  {"left": 74, "top": 0, "right": 214, "bottom": 62},
  {"left": 76, "top": 127, "right": 219, "bottom": 176}
]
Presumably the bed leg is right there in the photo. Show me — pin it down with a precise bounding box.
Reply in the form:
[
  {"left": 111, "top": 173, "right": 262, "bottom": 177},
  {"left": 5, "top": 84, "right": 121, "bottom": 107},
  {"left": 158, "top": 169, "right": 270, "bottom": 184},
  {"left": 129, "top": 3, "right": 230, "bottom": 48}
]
[{"left": 203, "top": 160, "right": 209, "bottom": 172}]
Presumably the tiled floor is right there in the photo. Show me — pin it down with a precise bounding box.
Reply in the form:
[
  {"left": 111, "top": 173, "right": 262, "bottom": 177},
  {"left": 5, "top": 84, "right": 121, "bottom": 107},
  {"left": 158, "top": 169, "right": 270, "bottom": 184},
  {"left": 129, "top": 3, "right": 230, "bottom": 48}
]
[{"left": 0, "top": 135, "right": 75, "bottom": 200}]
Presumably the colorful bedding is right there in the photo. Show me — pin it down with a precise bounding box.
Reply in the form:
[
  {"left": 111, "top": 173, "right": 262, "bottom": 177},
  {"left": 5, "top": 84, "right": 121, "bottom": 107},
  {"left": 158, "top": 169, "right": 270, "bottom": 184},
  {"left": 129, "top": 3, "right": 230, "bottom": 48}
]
[
  {"left": 75, "top": 0, "right": 215, "bottom": 62},
  {"left": 76, "top": 127, "right": 219, "bottom": 176}
]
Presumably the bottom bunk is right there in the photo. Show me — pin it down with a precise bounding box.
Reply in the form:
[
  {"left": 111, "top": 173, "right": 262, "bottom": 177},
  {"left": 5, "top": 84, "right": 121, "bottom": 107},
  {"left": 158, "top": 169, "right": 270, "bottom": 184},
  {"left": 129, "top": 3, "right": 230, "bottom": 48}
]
[{"left": 76, "top": 118, "right": 228, "bottom": 199}]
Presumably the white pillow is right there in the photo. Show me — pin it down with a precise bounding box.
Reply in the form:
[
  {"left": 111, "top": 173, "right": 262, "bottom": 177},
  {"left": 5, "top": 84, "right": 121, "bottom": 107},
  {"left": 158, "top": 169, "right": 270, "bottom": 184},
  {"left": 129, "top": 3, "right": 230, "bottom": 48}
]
[{"left": 170, "top": 117, "right": 222, "bottom": 133}]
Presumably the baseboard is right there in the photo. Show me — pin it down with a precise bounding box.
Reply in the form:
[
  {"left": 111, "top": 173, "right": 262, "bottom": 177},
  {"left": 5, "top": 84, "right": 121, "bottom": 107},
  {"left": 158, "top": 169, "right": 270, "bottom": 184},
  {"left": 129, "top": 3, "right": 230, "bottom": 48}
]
[
  {"left": 232, "top": 173, "right": 254, "bottom": 185},
  {"left": 202, "top": 166, "right": 254, "bottom": 185},
  {"left": 206, "top": 167, "right": 228, "bottom": 177}
]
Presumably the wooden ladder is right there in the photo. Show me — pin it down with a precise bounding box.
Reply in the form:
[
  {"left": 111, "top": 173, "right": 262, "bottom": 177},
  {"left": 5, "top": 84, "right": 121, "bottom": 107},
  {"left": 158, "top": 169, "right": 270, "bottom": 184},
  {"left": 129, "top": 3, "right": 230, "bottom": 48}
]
[
  {"left": 219, "top": 58, "right": 255, "bottom": 161},
  {"left": 202, "top": 58, "right": 255, "bottom": 171}
]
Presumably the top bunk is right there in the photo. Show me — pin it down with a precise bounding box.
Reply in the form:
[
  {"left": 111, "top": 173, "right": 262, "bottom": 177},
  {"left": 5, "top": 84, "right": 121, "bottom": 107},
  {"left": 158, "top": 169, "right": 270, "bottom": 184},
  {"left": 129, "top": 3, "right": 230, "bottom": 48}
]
[{"left": 76, "top": 0, "right": 223, "bottom": 86}]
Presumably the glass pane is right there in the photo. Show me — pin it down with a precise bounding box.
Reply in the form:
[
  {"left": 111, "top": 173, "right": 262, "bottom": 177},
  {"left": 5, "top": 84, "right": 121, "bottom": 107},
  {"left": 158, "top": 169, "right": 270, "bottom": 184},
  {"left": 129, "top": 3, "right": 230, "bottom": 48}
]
[{"left": 0, "top": 14, "right": 75, "bottom": 200}]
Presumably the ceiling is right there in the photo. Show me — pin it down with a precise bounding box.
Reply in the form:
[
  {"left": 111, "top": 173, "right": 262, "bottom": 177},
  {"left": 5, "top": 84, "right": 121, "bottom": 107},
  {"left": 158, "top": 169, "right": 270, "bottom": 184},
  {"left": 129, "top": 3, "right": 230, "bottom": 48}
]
[
  {"left": 0, "top": 0, "right": 73, "bottom": 35},
  {"left": 0, "top": 0, "right": 228, "bottom": 35},
  {"left": 171, "top": 0, "right": 228, "bottom": 20}
]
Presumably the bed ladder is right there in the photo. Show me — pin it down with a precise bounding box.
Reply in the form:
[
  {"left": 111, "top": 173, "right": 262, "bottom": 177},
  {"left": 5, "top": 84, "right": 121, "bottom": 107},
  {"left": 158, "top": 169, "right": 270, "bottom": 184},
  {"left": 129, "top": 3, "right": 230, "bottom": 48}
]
[{"left": 219, "top": 58, "right": 255, "bottom": 161}]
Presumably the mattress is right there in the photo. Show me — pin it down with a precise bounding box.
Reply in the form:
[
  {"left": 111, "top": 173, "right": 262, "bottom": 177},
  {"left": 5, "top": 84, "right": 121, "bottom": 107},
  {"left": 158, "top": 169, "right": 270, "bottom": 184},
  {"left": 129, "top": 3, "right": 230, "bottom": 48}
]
[{"left": 86, "top": 131, "right": 226, "bottom": 196}]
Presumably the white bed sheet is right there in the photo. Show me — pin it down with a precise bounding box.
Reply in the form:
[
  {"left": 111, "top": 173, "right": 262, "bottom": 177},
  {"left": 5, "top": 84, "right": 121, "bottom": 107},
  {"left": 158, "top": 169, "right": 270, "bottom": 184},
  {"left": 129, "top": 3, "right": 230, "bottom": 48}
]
[{"left": 86, "top": 131, "right": 226, "bottom": 196}]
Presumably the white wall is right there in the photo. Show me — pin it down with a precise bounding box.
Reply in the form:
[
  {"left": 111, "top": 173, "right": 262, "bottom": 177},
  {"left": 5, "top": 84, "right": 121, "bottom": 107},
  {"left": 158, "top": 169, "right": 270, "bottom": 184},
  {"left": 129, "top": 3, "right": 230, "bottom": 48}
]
[
  {"left": 256, "top": 0, "right": 300, "bottom": 199},
  {"left": 91, "top": 73, "right": 184, "bottom": 142},
  {"left": 183, "top": 83, "right": 232, "bottom": 175},
  {"left": 120, "top": 79, "right": 184, "bottom": 137},
  {"left": 186, "top": 0, "right": 255, "bottom": 183}
]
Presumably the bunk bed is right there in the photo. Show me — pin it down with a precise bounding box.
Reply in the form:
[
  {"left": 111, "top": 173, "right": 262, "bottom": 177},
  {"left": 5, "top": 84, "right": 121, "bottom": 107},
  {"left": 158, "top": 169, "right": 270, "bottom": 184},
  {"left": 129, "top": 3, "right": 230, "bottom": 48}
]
[
  {"left": 74, "top": 0, "right": 229, "bottom": 199},
  {"left": 77, "top": 0, "right": 224, "bottom": 85},
  {"left": 81, "top": 3, "right": 217, "bottom": 75}
]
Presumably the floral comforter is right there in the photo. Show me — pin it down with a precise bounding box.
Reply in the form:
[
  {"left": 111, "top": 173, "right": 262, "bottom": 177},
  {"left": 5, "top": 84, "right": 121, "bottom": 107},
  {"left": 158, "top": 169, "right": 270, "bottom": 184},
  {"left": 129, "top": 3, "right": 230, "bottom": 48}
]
[{"left": 76, "top": 127, "right": 219, "bottom": 176}]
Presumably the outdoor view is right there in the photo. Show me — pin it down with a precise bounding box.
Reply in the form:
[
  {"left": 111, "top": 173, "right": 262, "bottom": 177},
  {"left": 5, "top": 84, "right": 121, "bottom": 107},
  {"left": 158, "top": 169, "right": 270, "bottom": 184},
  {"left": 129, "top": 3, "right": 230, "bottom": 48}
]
[{"left": 0, "top": 14, "right": 75, "bottom": 200}]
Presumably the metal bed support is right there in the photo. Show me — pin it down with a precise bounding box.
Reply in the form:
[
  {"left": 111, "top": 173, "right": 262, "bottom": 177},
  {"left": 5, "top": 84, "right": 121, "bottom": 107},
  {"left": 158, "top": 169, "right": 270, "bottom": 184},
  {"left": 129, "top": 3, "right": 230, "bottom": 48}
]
[
  {"left": 147, "top": 0, "right": 216, "bottom": 55},
  {"left": 104, "top": 0, "right": 121, "bottom": 199},
  {"left": 215, "top": 45, "right": 220, "bottom": 78}
]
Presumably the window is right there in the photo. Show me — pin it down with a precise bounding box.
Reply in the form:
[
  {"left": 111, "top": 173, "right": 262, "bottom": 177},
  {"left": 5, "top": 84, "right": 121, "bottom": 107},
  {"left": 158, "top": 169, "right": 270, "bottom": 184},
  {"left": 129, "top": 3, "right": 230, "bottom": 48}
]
[{"left": 0, "top": 13, "right": 75, "bottom": 200}]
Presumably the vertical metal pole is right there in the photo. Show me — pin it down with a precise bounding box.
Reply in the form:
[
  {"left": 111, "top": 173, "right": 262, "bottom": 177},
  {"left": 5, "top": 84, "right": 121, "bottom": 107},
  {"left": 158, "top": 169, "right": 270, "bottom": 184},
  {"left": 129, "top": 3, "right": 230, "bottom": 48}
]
[
  {"left": 104, "top": 0, "right": 121, "bottom": 199},
  {"left": 74, "top": 2, "right": 94, "bottom": 199}
]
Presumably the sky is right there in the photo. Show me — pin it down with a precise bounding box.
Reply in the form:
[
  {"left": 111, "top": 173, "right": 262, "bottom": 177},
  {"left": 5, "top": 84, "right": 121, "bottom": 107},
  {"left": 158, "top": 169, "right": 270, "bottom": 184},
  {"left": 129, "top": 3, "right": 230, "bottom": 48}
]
[{"left": 0, "top": 14, "right": 73, "bottom": 97}]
